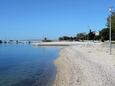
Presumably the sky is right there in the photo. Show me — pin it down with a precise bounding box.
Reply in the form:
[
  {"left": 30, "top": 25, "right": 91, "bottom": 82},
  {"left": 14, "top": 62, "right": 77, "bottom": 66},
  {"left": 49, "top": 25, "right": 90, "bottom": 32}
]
[{"left": 0, "top": 0, "right": 115, "bottom": 40}]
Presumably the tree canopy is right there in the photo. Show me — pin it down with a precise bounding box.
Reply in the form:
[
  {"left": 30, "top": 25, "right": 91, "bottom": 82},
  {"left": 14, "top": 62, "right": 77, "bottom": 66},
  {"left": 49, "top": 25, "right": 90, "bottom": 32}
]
[
  {"left": 59, "top": 36, "right": 74, "bottom": 41},
  {"left": 100, "top": 11, "right": 115, "bottom": 41},
  {"left": 88, "top": 29, "right": 95, "bottom": 40},
  {"left": 99, "top": 28, "right": 109, "bottom": 40},
  {"left": 107, "top": 12, "right": 115, "bottom": 32}
]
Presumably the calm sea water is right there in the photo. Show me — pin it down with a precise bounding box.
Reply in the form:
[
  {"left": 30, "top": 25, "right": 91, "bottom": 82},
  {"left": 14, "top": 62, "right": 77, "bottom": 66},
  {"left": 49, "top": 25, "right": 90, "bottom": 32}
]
[{"left": 0, "top": 44, "right": 59, "bottom": 86}]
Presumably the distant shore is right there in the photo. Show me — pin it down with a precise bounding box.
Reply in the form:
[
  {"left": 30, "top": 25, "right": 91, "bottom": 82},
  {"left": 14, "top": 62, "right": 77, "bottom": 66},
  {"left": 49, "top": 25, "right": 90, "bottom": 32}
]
[
  {"left": 32, "top": 41, "right": 102, "bottom": 46},
  {"left": 53, "top": 42, "right": 115, "bottom": 86}
]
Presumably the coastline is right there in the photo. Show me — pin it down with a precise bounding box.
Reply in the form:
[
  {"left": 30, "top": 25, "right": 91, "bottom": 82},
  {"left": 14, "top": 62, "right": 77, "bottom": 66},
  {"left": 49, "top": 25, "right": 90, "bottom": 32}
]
[
  {"left": 53, "top": 43, "right": 115, "bottom": 86},
  {"left": 32, "top": 41, "right": 100, "bottom": 46}
]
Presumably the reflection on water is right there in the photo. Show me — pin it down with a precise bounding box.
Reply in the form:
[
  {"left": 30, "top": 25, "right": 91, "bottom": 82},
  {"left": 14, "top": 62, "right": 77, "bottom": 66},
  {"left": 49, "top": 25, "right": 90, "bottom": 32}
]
[{"left": 0, "top": 44, "right": 59, "bottom": 86}]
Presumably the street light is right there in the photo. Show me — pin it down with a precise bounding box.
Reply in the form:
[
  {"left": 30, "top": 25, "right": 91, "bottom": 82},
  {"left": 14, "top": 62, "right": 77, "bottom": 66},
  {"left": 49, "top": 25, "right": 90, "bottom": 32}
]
[{"left": 109, "top": 7, "right": 112, "bottom": 55}]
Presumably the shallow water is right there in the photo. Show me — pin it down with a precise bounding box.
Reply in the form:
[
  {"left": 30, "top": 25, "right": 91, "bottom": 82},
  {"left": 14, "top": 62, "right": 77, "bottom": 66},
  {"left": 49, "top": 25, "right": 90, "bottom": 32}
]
[{"left": 0, "top": 44, "right": 59, "bottom": 86}]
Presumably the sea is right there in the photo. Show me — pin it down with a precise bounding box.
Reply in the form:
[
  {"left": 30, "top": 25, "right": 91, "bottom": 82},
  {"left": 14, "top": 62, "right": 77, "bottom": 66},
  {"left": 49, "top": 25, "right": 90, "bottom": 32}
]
[{"left": 0, "top": 44, "right": 59, "bottom": 86}]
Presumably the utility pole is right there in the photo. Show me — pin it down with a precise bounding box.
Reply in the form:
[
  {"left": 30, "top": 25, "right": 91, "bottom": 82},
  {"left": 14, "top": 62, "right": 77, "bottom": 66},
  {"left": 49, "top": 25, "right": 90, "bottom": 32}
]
[{"left": 109, "top": 7, "right": 112, "bottom": 55}]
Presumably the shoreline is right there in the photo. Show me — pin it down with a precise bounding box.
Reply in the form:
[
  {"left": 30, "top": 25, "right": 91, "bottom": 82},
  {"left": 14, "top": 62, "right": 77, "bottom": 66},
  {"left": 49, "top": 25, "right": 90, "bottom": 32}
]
[
  {"left": 32, "top": 41, "right": 102, "bottom": 46},
  {"left": 53, "top": 43, "right": 115, "bottom": 86}
]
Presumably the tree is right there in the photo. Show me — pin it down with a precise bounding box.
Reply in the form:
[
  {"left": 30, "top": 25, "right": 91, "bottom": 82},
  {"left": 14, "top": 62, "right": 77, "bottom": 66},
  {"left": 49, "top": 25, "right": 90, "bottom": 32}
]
[
  {"left": 88, "top": 29, "right": 95, "bottom": 40},
  {"left": 107, "top": 11, "right": 115, "bottom": 40},
  {"left": 59, "top": 36, "right": 74, "bottom": 41},
  {"left": 99, "top": 28, "right": 109, "bottom": 41},
  {"left": 59, "top": 37, "right": 63, "bottom": 41},
  {"left": 99, "top": 11, "right": 115, "bottom": 41},
  {"left": 76, "top": 33, "right": 87, "bottom": 41},
  {"left": 94, "top": 35, "right": 100, "bottom": 40},
  {"left": 63, "top": 36, "right": 70, "bottom": 40},
  {"left": 70, "top": 37, "right": 74, "bottom": 41},
  {"left": 107, "top": 12, "right": 115, "bottom": 32}
]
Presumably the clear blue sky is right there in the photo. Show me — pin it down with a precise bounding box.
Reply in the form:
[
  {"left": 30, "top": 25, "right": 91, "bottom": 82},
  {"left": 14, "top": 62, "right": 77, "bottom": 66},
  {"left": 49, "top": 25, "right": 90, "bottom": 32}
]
[{"left": 0, "top": 0, "right": 115, "bottom": 40}]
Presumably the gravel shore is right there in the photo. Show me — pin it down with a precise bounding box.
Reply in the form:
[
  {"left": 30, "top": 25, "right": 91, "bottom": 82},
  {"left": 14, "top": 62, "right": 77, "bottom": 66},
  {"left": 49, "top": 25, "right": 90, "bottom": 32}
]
[{"left": 53, "top": 44, "right": 115, "bottom": 86}]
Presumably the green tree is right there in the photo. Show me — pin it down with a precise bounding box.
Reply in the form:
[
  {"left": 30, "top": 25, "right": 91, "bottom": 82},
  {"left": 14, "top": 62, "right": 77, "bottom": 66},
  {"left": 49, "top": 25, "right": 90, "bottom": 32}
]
[
  {"left": 76, "top": 33, "right": 87, "bottom": 41},
  {"left": 107, "top": 12, "right": 115, "bottom": 32},
  {"left": 100, "top": 11, "right": 115, "bottom": 41},
  {"left": 88, "top": 29, "right": 95, "bottom": 40},
  {"left": 59, "top": 36, "right": 74, "bottom": 41},
  {"left": 99, "top": 28, "right": 109, "bottom": 41},
  {"left": 59, "top": 37, "right": 63, "bottom": 41},
  {"left": 100, "top": 28, "right": 115, "bottom": 41}
]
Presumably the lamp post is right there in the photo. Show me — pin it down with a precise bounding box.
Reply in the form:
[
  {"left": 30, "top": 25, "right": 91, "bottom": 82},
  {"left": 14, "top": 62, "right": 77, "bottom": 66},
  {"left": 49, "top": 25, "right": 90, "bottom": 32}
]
[{"left": 109, "top": 7, "right": 112, "bottom": 55}]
